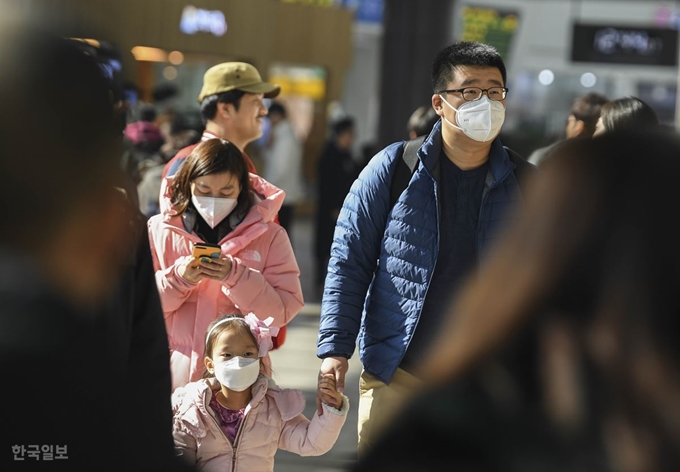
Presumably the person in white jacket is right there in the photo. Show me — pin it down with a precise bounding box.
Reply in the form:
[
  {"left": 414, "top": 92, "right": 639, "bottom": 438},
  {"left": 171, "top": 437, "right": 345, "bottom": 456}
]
[
  {"left": 172, "top": 314, "right": 348, "bottom": 472},
  {"left": 263, "top": 101, "right": 304, "bottom": 241}
]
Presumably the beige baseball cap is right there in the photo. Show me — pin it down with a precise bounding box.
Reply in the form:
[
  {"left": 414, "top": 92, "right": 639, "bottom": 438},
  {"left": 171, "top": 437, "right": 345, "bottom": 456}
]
[{"left": 197, "top": 62, "right": 280, "bottom": 103}]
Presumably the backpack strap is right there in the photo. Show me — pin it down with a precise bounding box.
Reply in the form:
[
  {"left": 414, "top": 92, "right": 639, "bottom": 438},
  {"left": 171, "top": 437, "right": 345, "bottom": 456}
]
[
  {"left": 390, "top": 135, "right": 426, "bottom": 208},
  {"left": 504, "top": 146, "right": 536, "bottom": 189}
]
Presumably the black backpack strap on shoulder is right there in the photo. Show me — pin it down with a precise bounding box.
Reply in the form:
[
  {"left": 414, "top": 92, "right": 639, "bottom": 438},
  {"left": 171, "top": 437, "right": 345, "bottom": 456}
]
[
  {"left": 504, "top": 146, "right": 536, "bottom": 189},
  {"left": 390, "top": 135, "right": 426, "bottom": 208}
]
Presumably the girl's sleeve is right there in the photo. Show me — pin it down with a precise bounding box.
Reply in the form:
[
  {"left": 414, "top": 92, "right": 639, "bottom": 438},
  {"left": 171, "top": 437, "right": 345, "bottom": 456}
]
[
  {"left": 221, "top": 226, "right": 304, "bottom": 327},
  {"left": 172, "top": 428, "right": 197, "bottom": 465},
  {"left": 278, "top": 396, "right": 349, "bottom": 456}
]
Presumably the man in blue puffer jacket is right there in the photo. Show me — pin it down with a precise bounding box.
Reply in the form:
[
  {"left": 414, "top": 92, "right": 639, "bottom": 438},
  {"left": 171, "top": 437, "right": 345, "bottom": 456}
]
[{"left": 316, "top": 41, "right": 535, "bottom": 454}]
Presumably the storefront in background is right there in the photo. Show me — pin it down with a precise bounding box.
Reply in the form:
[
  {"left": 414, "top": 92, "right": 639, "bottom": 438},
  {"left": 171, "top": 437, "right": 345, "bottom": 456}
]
[{"left": 27, "top": 0, "right": 353, "bottom": 180}]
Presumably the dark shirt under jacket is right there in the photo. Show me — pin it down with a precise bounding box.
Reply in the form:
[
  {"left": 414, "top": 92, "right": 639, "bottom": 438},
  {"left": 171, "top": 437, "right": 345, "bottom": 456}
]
[{"left": 400, "top": 152, "right": 488, "bottom": 373}]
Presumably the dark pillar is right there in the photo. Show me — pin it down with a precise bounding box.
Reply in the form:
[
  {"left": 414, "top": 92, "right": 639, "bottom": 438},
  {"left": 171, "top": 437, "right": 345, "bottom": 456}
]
[{"left": 378, "top": 0, "right": 456, "bottom": 148}]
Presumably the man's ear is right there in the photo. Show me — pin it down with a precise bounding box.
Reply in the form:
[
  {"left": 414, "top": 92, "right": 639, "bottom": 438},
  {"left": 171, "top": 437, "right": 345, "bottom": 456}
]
[
  {"left": 431, "top": 94, "right": 444, "bottom": 117},
  {"left": 217, "top": 101, "right": 234, "bottom": 120}
]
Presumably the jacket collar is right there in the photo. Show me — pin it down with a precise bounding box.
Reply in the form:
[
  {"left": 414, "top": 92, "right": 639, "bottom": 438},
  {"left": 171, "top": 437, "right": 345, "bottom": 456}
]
[
  {"left": 160, "top": 173, "right": 284, "bottom": 229},
  {"left": 418, "top": 120, "right": 516, "bottom": 188}
]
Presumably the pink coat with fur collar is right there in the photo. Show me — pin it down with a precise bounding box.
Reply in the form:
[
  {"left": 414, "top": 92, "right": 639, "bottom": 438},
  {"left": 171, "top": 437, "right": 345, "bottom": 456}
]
[
  {"left": 148, "top": 175, "right": 304, "bottom": 391},
  {"left": 172, "top": 376, "right": 348, "bottom": 472}
]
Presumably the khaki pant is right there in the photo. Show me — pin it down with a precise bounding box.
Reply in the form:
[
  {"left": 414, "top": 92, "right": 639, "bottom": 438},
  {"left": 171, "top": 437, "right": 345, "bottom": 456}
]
[{"left": 357, "top": 368, "right": 422, "bottom": 457}]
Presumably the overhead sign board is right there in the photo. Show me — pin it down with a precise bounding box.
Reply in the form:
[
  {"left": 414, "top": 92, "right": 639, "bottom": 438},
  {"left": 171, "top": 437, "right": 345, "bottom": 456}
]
[
  {"left": 460, "top": 6, "right": 520, "bottom": 61},
  {"left": 180, "top": 5, "right": 227, "bottom": 36},
  {"left": 571, "top": 23, "right": 677, "bottom": 66}
]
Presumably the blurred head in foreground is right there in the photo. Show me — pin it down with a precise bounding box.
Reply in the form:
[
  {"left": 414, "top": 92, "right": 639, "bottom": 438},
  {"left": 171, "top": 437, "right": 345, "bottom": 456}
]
[{"left": 0, "top": 22, "right": 128, "bottom": 309}]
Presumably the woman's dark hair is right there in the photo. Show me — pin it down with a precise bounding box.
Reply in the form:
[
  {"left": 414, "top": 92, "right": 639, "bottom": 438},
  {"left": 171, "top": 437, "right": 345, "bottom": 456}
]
[
  {"left": 199, "top": 89, "right": 247, "bottom": 123},
  {"left": 431, "top": 41, "right": 507, "bottom": 93},
  {"left": 600, "top": 96, "right": 659, "bottom": 134},
  {"left": 170, "top": 138, "right": 252, "bottom": 217}
]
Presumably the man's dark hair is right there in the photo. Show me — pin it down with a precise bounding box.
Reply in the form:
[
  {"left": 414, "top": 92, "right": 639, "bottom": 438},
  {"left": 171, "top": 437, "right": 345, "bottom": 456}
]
[
  {"left": 571, "top": 92, "right": 609, "bottom": 136},
  {"left": 268, "top": 101, "right": 286, "bottom": 118},
  {"left": 138, "top": 104, "right": 157, "bottom": 123},
  {"left": 332, "top": 117, "right": 355, "bottom": 137},
  {"left": 199, "top": 89, "right": 247, "bottom": 123},
  {"left": 431, "top": 41, "right": 507, "bottom": 93}
]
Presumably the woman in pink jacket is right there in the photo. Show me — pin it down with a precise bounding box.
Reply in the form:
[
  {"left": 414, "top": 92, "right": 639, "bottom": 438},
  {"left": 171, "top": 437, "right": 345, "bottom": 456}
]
[
  {"left": 148, "top": 138, "right": 304, "bottom": 391},
  {"left": 172, "top": 314, "right": 348, "bottom": 471}
]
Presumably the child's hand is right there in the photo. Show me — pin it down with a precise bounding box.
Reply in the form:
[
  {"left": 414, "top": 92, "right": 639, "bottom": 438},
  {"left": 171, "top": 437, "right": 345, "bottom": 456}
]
[{"left": 318, "top": 374, "right": 343, "bottom": 410}]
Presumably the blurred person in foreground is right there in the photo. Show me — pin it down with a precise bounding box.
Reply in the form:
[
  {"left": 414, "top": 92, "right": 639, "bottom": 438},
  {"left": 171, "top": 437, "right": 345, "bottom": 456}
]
[
  {"left": 263, "top": 101, "right": 304, "bottom": 240},
  {"left": 528, "top": 92, "right": 608, "bottom": 166},
  {"left": 0, "top": 24, "right": 187, "bottom": 471},
  {"left": 316, "top": 41, "right": 535, "bottom": 456},
  {"left": 593, "top": 96, "right": 660, "bottom": 137},
  {"left": 355, "top": 131, "right": 680, "bottom": 472},
  {"left": 313, "top": 116, "right": 358, "bottom": 289}
]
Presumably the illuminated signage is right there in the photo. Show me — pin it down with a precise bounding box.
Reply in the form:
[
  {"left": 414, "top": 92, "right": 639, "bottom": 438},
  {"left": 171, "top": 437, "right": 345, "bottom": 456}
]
[
  {"left": 572, "top": 24, "right": 677, "bottom": 66},
  {"left": 280, "top": 0, "right": 335, "bottom": 7},
  {"left": 180, "top": 5, "right": 227, "bottom": 36},
  {"left": 460, "top": 6, "right": 520, "bottom": 60}
]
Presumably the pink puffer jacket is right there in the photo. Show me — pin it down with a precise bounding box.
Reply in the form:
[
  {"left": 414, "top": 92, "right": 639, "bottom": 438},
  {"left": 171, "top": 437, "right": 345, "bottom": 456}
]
[
  {"left": 148, "top": 175, "right": 304, "bottom": 391},
  {"left": 172, "top": 376, "right": 349, "bottom": 472}
]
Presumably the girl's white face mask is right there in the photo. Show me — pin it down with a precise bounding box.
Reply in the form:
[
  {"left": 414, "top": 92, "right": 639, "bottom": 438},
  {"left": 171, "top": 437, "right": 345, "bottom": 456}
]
[
  {"left": 213, "top": 356, "right": 260, "bottom": 392},
  {"left": 191, "top": 195, "right": 237, "bottom": 228},
  {"left": 439, "top": 94, "right": 506, "bottom": 142}
]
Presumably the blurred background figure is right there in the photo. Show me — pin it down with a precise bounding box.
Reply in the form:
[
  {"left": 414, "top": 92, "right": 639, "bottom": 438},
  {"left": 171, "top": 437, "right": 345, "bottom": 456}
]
[
  {"left": 0, "top": 22, "right": 187, "bottom": 471},
  {"left": 159, "top": 113, "right": 202, "bottom": 164},
  {"left": 406, "top": 105, "right": 439, "bottom": 139},
  {"left": 263, "top": 101, "right": 304, "bottom": 241},
  {"left": 528, "top": 92, "right": 608, "bottom": 166},
  {"left": 355, "top": 131, "right": 680, "bottom": 472},
  {"left": 593, "top": 96, "right": 660, "bottom": 137},
  {"left": 314, "top": 116, "right": 358, "bottom": 290},
  {"left": 123, "top": 104, "right": 167, "bottom": 217}
]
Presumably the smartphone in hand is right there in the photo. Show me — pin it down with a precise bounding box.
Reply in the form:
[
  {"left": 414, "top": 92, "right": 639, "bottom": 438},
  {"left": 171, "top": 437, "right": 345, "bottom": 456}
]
[{"left": 191, "top": 242, "right": 221, "bottom": 267}]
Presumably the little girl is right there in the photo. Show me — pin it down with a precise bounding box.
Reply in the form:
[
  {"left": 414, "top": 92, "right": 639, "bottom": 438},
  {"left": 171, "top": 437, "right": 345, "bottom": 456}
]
[{"left": 172, "top": 313, "right": 348, "bottom": 471}]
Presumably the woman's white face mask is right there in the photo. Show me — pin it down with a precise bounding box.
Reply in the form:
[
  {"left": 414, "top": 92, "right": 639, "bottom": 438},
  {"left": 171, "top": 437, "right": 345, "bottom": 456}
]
[
  {"left": 439, "top": 94, "right": 506, "bottom": 142},
  {"left": 191, "top": 195, "right": 237, "bottom": 228}
]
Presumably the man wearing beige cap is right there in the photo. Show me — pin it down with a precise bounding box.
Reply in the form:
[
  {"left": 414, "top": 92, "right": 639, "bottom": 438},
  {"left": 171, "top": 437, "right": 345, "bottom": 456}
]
[
  {"left": 162, "top": 61, "right": 280, "bottom": 178},
  {"left": 158, "top": 61, "right": 290, "bottom": 350}
]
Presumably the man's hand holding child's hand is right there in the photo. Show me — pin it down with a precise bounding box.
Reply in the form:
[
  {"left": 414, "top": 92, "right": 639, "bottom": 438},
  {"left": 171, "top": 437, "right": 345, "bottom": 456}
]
[{"left": 318, "top": 373, "right": 343, "bottom": 409}]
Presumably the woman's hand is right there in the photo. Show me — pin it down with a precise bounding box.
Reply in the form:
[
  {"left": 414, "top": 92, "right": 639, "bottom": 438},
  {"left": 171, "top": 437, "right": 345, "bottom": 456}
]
[
  {"left": 177, "top": 256, "right": 204, "bottom": 283},
  {"left": 197, "top": 255, "right": 233, "bottom": 281}
]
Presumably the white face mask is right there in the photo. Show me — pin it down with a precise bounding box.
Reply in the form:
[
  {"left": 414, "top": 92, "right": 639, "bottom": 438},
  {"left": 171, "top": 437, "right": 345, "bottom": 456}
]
[
  {"left": 213, "top": 356, "right": 260, "bottom": 392},
  {"left": 191, "top": 195, "right": 237, "bottom": 228},
  {"left": 440, "top": 94, "right": 506, "bottom": 142}
]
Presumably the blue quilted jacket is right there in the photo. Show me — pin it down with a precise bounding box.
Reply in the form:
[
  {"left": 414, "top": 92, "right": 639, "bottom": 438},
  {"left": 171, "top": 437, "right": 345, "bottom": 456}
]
[{"left": 317, "top": 121, "right": 526, "bottom": 384}]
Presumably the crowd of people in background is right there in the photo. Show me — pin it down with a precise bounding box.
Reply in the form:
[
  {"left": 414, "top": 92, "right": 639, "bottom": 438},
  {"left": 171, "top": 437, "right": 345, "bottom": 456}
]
[{"left": 3, "top": 10, "right": 680, "bottom": 472}]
